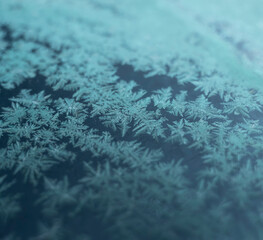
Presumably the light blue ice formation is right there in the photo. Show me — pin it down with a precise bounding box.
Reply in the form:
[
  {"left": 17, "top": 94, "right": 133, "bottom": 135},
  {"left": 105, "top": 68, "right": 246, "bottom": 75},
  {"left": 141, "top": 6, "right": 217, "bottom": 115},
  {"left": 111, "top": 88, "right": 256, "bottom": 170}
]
[{"left": 0, "top": 1, "right": 263, "bottom": 239}]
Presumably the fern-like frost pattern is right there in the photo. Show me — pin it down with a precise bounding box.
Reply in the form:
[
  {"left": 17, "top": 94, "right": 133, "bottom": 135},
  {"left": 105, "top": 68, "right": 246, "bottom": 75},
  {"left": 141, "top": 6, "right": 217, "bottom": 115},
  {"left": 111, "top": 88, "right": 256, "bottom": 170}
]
[{"left": 0, "top": 0, "right": 263, "bottom": 240}]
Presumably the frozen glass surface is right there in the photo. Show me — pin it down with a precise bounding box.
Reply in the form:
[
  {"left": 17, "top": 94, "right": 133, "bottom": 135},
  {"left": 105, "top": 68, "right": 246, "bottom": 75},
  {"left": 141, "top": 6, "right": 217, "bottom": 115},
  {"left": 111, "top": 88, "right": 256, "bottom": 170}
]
[{"left": 0, "top": 1, "right": 263, "bottom": 239}]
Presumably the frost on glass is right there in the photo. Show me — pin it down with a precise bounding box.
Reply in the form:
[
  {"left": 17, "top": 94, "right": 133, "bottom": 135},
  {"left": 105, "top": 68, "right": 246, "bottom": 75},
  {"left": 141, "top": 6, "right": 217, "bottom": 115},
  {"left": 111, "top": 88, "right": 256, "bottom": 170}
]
[{"left": 0, "top": 0, "right": 263, "bottom": 240}]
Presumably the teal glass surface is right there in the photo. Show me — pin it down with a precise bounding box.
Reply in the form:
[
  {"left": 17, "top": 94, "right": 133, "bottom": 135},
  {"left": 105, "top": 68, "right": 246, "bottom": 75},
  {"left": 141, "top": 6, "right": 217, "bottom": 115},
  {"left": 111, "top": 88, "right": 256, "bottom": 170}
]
[{"left": 0, "top": 1, "right": 263, "bottom": 239}]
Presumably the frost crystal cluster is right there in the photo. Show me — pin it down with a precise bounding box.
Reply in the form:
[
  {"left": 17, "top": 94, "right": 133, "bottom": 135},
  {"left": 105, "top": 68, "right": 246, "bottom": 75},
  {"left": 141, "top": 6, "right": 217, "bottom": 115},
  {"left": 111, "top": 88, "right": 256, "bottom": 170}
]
[{"left": 0, "top": 0, "right": 263, "bottom": 239}]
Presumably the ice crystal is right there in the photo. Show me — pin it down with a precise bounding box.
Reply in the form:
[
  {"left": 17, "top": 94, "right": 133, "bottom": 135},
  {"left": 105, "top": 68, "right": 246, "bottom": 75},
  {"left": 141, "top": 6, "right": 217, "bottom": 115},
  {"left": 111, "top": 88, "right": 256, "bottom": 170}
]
[{"left": 0, "top": 0, "right": 263, "bottom": 240}]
